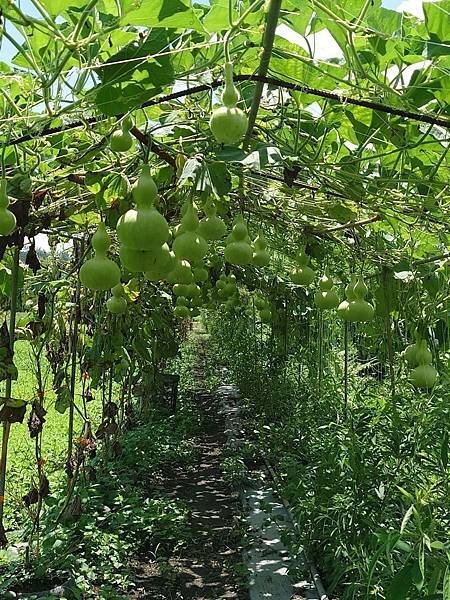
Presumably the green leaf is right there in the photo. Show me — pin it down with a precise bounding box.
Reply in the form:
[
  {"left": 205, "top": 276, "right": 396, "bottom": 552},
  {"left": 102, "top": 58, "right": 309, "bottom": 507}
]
[
  {"left": 386, "top": 563, "right": 414, "bottom": 600},
  {"left": 424, "top": 1, "right": 450, "bottom": 42},
  {"left": 120, "top": 0, "right": 204, "bottom": 30},
  {"left": 203, "top": 0, "right": 234, "bottom": 32},
  {"left": 41, "top": 0, "right": 86, "bottom": 15}
]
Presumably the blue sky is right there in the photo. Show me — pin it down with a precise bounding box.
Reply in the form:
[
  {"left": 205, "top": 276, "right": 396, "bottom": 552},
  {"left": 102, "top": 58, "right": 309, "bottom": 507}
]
[{"left": 1, "top": 0, "right": 405, "bottom": 66}]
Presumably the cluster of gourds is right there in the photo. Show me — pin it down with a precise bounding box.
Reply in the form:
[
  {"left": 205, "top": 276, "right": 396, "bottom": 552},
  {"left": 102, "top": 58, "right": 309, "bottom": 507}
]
[
  {"left": 404, "top": 338, "right": 438, "bottom": 388},
  {"left": 215, "top": 274, "right": 240, "bottom": 310},
  {"left": 290, "top": 248, "right": 374, "bottom": 323},
  {"left": 0, "top": 179, "right": 17, "bottom": 236}
]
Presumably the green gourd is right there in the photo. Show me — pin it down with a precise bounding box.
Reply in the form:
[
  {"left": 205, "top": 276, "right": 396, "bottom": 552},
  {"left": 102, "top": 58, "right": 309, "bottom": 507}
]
[
  {"left": 106, "top": 284, "right": 127, "bottom": 314},
  {"left": 225, "top": 214, "right": 252, "bottom": 265},
  {"left": 176, "top": 296, "right": 188, "bottom": 307},
  {"left": 185, "top": 283, "right": 201, "bottom": 298},
  {"left": 403, "top": 343, "right": 419, "bottom": 366},
  {"left": 410, "top": 364, "right": 438, "bottom": 388},
  {"left": 80, "top": 223, "right": 121, "bottom": 291},
  {"left": 194, "top": 267, "right": 208, "bottom": 283},
  {"left": 346, "top": 276, "right": 375, "bottom": 322},
  {"left": 110, "top": 119, "right": 133, "bottom": 152},
  {"left": 337, "top": 275, "right": 357, "bottom": 320},
  {"left": 314, "top": 272, "right": 339, "bottom": 309},
  {"left": 252, "top": 233, "right": 270, "bottom": 267},
  {"left": 173, "top": 203, "right": 208, "bottom": 262},
  {"left": 198, "top": 201, "right": 227, "bottom": 240},
  {"left": 174, "top": 305, "right": 190, "bottom": 318},
  {"left": 409, "top": 338, "right": 437, "bottom": 388},
  {"left": 210, "top": 63, "right": 248, "bottom": 145},
  {"left": 117, "top": 165, "right": 168, "bottom": 251},
  {"left": 0, "top": 180, "right": 16, "bottom": 236},
  {"left": 167, "top": 259, "right": 194, "bottom": 284},
  {"left": 215, "top": 275, "right": 227, "bottom": 290},
  {"left": 173, "top": 284, "right": 189, "bottom": 297},
  {"left": 414, "top": 339, "right": 433, "bottom": 365},
  {"left": 291, "top": 247, "right": 315, "bottom": 285}
]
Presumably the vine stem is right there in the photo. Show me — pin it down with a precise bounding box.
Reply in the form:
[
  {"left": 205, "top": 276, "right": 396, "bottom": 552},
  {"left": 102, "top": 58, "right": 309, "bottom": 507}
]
[
  {"left": 343, "top": 321, "right": 349, "bottom": 419},
  {"left": 0, "top": 246, "right": 20, "bottom": 539},
  {"left": 67, "top": 241, "right": 82, "bottom": 484},
  {"left": 243, "top": 0, "right": 283, "bottom": 149},
  {"left": 9, "top": 74, "right": 450, "bottom": 148}
]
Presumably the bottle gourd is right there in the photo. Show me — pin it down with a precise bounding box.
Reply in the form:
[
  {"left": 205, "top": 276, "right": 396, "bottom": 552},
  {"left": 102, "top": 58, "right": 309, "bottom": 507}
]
[
  {"left": 210, "top": 63, "right": 248, "bottom": 145},
  {"left": 80, "top": 223, "right": 121, "bottom": 291}
]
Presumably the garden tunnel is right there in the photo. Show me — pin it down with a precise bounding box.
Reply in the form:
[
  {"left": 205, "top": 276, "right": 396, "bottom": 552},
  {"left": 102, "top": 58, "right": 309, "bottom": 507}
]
[{"left": 0, "top": 0, "right": 449, "bottom": 598}]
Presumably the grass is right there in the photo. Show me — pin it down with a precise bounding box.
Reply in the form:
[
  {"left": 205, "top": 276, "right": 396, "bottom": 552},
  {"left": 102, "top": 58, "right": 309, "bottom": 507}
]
[{"left": 2, "top": 340, "right": 101, "bottom": 533}]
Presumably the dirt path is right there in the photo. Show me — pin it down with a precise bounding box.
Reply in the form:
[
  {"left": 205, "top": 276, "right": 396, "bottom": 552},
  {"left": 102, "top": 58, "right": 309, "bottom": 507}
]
[{"left": 130, "top": 339, "right": 244, "bottom": 599}]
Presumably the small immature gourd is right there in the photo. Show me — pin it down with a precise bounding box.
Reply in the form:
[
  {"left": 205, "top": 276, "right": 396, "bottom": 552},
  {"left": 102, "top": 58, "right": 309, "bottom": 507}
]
[
  {"left": 225, "top": 214, "right": 252, "bottom": 265},
  {"left": 345, "top": 276, "right": 375, "bottom": 322},
  {"left": 198, "top": 201, "right": 227, "bottom": 241},
  {"left": 117, "top": 165, "right": 169, "bottom": 251},
  {"left": 172, "top": 203, "right": 209, "bottom": 262},
  {"left": 110, "top": 118, "right": 133, "bottom": 152},
  {"left": 80, "top": 223, "right": 121, "bottom": 291},
  {"left": 209, "top": 63, "right": 248, "bottom": 145},
  {"left": 0, "top": 179, "right": 16, "bottom": 236},
  {"left": 291, "top": 247, "right": 315, "bottom": 286},
  {"left": 314, "top": 271, "right": 340, "bottom": 310},
  {"left": 107, "top": 284, "right": 127, "bottom": 314},
  {"left": 252, "top": 233, "right": 270, "bottom": 267}
]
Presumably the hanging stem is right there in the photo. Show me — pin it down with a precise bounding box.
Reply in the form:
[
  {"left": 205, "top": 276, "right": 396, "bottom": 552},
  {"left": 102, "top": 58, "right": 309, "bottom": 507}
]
[
  {"left": 317, "top": 311, "right": 323, "bottom": 397},
  {"left": 0, "top": 246, "right": 20, "bottom": 539},
  {"left": 67, "top": 242, "right": 82, "bottom": 484},
  {"left": 343, "top": 321, "right": 349, "bottom": 419},
  {"left": 243, "top": 0, "right": 283, "bottom": 148}
]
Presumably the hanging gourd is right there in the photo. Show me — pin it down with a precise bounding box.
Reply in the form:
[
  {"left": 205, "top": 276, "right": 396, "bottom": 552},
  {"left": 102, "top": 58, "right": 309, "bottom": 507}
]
[
  {"left": 291, "top": 247, "right": 315, "bottom": 286},
  {"left": 403, "top": 336, "right": 421, "bottom": 366},
  {"left": 185, "top": 283, "right": 201, "bottom": 298},
  {"left": 172, "top": 202, "right": 209, "bottom": 262},
  {"left": 198, "top": 200, "right": 227, "bottom": 241},
  {"left": 117, "top": 164, "right": 169, "bottom": 251},
  {"left": 210, "top": 63, "right": 248, "bottom": 145},
  {"left": 345, "top": 276, "right": 375, "bottom": 322},
  {"left": 252, "top": 233, "right": 270, "bottom": 267},
  {"left": 119, "top": 244, "right": 171, "bottom": 273},
  {"left": 314, "top": 270, "right": 340, "bottom": 310},
  {"left": 173, "top": 284, "right": 189, "bottom": 297},
  {"left": 215, "top": 274, "right": 227, "bottom": 292},
  {"left": 0, "top": 179, "right": 16, "bottom": 236},
  {"left": 80, "top": 223, "right": 121, "bottom": 291},
  {"left": 174, "top": 304, "right": 190, "bottom": 319},
  {"left": 194, "top": 266, "right": 209, "bottom": 283},
  {"left": 110, "top": 117, "right": 133, "bottom": 152},
  {"left": 337, "top": 275, "right": 357, "bottom": 320},
  {"left": 225, "top": 214, "right": 252, "bottom": 265},
  {"left": 410, "top": 339, "right": 438, "bottom": 388},
  {"left": 106, "top": 284, "right": 127, "bottom": 314},
  {"left": 167, "top": 259, "right": 194, "bottom": 284}
]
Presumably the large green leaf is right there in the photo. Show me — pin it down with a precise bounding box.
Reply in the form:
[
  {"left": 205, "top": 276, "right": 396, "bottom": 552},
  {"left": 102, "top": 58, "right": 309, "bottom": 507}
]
[
  {"left": 41, "top": 0, "right": 86, "bottom": 15},
  {"left": 120, "top": 0, "right": 204, "bottom": 30},
  {"left": 424, "top": 0, "right": 450, "bottom": 42}
]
